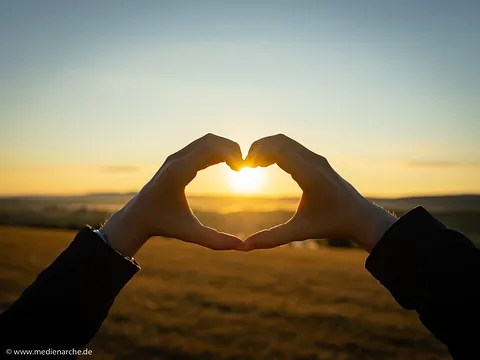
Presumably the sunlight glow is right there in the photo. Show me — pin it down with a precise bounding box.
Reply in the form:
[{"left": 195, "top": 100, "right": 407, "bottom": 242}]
[{"left": 228, "top": 167, "right": 265, "bottom": 194}]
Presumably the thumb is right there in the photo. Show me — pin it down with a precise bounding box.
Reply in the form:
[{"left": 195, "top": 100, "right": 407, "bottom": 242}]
[
  {"left": 242, "top": 218, "right": 308, "bottom": 251},
  {"left": 181, "top": 222, "right": 245, "bottom": 251}
]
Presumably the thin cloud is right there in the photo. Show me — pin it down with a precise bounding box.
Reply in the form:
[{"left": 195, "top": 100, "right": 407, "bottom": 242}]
[
  {"left": 405, "top": 160, "right": 480, "bottom": 168},
  {"left": 100, "top": 166, "right": 140, "bottom": 174}
]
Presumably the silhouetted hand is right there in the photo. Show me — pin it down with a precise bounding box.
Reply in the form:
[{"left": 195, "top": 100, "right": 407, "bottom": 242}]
[
  {"left": 101, "top": 134, "right": 245, "bottom": 256},
  {"left": 242, "top": 134, "right": 397, "bottom": 252}
]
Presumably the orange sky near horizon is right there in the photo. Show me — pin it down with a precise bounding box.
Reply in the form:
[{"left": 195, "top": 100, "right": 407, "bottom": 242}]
[{"left": 2, "top": 147, "right": 479, "bottom": 198}]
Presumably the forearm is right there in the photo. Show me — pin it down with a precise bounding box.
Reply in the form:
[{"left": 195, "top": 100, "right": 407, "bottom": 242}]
[
  {"left": 0, "top": 226, "right": 139, "bottom": 350},
  {"left": 100, "top": 204, "right": 150, "bottom": 258},
  {"left": 349, "top": 199, "right": 398, "bottom": 252}
]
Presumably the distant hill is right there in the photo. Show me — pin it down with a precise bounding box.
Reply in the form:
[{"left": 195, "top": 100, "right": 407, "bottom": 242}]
[
  {"left": 369, "top": 195, "right": 480, "bottom": 212},
  {"left": 1, "top": 193, "right": 479, "bottom": 213}
]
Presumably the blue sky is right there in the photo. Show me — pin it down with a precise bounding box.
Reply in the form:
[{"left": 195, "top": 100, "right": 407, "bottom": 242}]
[{"left": 1, "top": 0, "right": 479, "bottom": 196}]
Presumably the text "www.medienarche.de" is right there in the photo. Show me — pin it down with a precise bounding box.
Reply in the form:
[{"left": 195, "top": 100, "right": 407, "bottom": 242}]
[{"left": 5, "top": 348, "right": 92, "bottom": 356}]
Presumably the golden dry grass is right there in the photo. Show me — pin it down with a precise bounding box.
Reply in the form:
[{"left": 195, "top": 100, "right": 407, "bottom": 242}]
[{"left": 0, "top": 226, "right": 450, "bottom": 360}]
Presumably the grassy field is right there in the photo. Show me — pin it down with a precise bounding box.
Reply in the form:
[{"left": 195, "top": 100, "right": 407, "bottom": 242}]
[{"left": 0, "top": 226, "right": 450, "bottom": 360}]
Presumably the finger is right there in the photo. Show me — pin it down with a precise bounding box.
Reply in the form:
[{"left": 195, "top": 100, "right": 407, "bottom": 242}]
[
  {"left": 246, "top": 143, "right": 313, "bottom": 186},
  {"left": 242, "top": 218, "right": 308, "bottom": 251},
  {"left": 182, "top": 223, "right": 245, "bottom": 250},
  {"left": 177, "top": 144, "right": 244, "bottom": 185},
  {"left": 168, "top": 133, "right": 244, "bottom": 170},
  {"left": 247, "top": 134, "right": 321, "bottom": 164},
  {"left": 244, "top": 144, "right": 272, "bottom": 168}
]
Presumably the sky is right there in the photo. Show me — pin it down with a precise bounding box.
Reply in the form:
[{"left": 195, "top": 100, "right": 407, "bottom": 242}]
[{"left": 1, "top": 0, "right": 479, "bottom": 197}]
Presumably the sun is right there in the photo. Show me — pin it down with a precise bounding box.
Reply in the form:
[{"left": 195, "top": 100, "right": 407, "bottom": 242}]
[{"left": 228, "top": 167, "right": 265, "bottom": 194}]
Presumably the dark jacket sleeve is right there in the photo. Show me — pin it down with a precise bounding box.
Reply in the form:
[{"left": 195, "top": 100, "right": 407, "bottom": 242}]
[
  {"left": 366, "top": 206, "right": 480, "bottom": 359},
  {"left": 0, "top": 226, "right": 139, "bottom": 353}
]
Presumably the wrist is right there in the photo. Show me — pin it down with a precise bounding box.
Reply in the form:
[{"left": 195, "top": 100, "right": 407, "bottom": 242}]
[
  {"left": 100, "top": 208, "right": 149, "bottom": 257},
  {"left": 351, "top": 200, "right": 397, "bottom": 252}
]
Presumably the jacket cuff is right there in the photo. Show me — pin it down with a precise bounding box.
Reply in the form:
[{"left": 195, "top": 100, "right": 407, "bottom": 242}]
[
  {"left": 365, "top": 206, "right": 447, "bottom": 309},
  {"left": 54, "top": 226, "right": 140, "bottom": 302}
]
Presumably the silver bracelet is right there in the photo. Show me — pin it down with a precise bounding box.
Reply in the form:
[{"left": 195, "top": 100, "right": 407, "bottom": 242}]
[{"left": 93, "top": 229, "right": 135, "bottom": 263}]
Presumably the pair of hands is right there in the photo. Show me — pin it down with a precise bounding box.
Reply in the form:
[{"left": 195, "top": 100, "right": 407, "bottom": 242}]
[{"left": 101, "top": 134, "right": 397, "bottom": 257}]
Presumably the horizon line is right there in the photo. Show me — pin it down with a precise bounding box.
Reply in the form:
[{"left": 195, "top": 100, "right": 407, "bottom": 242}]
[{"left": 0, "top": 191, "right": 479, "bottom": 200}]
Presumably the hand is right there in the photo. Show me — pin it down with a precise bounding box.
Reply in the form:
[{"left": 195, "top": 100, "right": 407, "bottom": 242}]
[
  {"left": 101, "top": 134, "right": 245, "bottom": 256},
  {"left": 243, "top": 134, "right": 397, "bottom": 252}
]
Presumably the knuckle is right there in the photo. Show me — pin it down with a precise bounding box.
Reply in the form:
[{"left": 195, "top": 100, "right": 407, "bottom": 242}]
[
  {"left": 165, "top": 154, "right": 176, "bottom": 163},
  {"left": 316, "top": 154, "right": 327, "bottom": 162},
  {"left": 203, "top": 133, "right": 216, "bottom": 142},
  {"left": 164, "top": 160, "right": 184, "bottom": 179},
  {"left": 316, "top": 154, "right": 330, "bottom": 167},
  {"left": 273, "top": 134, "right": 290, "bottom": 150}
]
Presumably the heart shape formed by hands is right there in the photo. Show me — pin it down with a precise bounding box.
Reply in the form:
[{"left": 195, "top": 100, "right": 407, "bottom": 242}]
[{"left": 102, "top": 134, "right": 395, "bottom": 256}]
